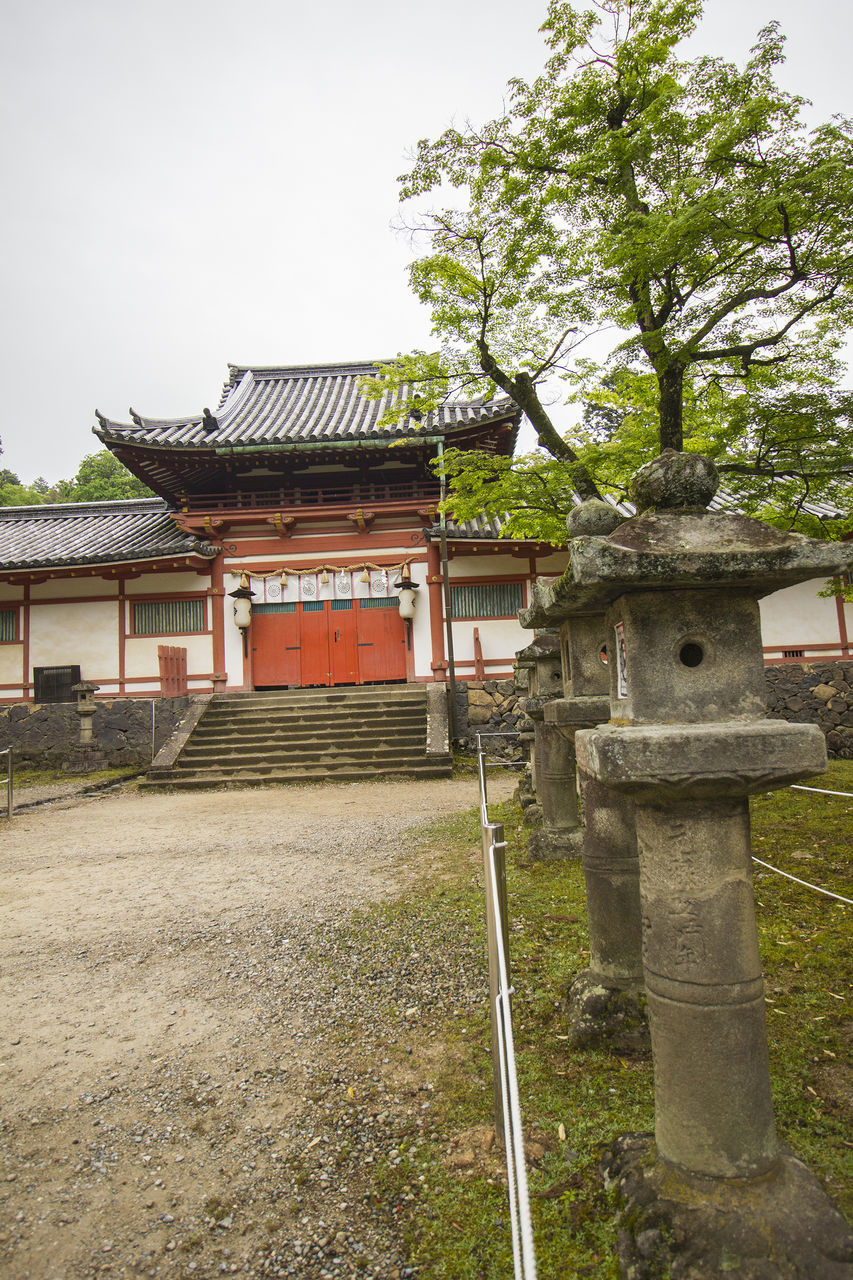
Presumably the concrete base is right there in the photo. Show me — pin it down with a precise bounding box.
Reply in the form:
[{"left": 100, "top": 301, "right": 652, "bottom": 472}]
[
  {"left": 528, "top": 826, "right": 583, "bottom": 861},
  {"left": 601, "top": 1133, "right": 853, "bottom": 1279},
  {"left": 564, "top": 969, "right": 648, "bottom": 1054}
]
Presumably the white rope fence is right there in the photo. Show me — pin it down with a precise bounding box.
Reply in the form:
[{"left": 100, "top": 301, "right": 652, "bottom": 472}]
[
  {"left": 478, "top": 735, "right": 537, "bottom": 1280},
  {"left": 753, "top": 779, "right": 853, "bottom": 905},
  {"left": 486, "top": 831, "right": 537, "bottom": 1280}
]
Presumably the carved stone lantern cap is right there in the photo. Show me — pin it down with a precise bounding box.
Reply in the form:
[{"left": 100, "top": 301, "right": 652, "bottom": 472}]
[
  {"left": 71, "top": 681, "right": 99, "bottom": 694},
  {"left": 523, "top": 450, "right": 853, "bottom": 626}
]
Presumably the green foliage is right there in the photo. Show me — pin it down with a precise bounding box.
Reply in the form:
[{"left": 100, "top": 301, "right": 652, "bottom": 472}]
[
  {"left": 0, "top": 448, "right": 152, "bottom": 507},
  {"left": 58, "top": 450, "right": 153, "bottom": 503},
  {"left": 385, "top": 0, "right": 853, "bottom": 534}
]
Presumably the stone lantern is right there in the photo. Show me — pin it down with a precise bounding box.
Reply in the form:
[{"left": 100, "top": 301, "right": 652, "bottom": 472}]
[
  {"left": 65, "top": 680, "right": 106, "bottom": 774},
  {"left": 522, "top": 499, "right": 646, "bottom": 1050},
  {"left": 71, "top": 681, "right": 99, "bottom": 745},
  {"left": 554, "top": 452, "right": 852, "bottom": 1273},
  {"left": 516, "top": 633, "right": 580, "bottom": 856}
]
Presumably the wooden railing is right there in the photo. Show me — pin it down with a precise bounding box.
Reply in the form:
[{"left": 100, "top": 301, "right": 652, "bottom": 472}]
[{"left": 180, "top": 481, "right": 441, "bottom": 512}]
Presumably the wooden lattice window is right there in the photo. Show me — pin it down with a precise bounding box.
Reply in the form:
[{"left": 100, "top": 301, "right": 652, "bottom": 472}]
[
  {"left": 33, "top": 665, "right": 81, "bottom": 703},
  {"left": 0, "top": 608, "right": 17, "bottom": 642},
  {"left": 133, "top": 598, "right": 205, "bottom": 636},
  {"left": 449, "top": 582, "right": 524, "bottom": 619}
]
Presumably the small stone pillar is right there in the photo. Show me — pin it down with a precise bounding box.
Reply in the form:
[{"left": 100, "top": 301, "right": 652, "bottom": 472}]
[{"left": 564, "top": 452, "right": 853, "bottom": 1274}]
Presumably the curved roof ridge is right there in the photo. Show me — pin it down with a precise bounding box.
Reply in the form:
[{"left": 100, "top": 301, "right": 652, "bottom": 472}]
[{"left": 0, "top": 496, "right": 170, "bottom": 519}]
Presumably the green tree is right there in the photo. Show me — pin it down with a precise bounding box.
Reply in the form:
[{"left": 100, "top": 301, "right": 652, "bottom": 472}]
[
  {"left": 57, "top": 450, "right": 153, "bottom": 503},
  {"left": 370, "top": 0, "right": 853, "bottom": 530}
]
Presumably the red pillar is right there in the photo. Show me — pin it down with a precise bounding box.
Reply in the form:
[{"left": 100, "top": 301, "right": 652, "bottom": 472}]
[
  {"left": 210, "top": 556, "right": 227, "bottom": 691},
  {"left": 427, "top": 541, "right": 446, "bottom": 681}
]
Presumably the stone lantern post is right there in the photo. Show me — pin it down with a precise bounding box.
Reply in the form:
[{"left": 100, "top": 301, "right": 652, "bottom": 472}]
[
  {"left": 553, "top": 453, "right": 853, "bottom": 1273},
  {"left": 65, "top": 681, "right": 106, "bottom": 773},
  {"left": 72, "top": 681, "right": 99, "bottom": 746},
  {"left": 518, "top": 633, "right": 582, "bottom": 858},
  {"left": 521, "top": 500, "right": 646, "bottom": 1050}
]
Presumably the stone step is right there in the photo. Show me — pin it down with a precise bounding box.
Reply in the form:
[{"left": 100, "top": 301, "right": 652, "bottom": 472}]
[
  {"left": 146, "top": 683, "right": 447, "bottom": 790},
  {"left": 187, "top": 719, "right": 425, "bottom": 744},
  {"left": 194, "top": 708, "right": 426, "bottom": 732},
  {"left": 210, "top": 686, "right": 426, "bottom": 710},
  {"left": 141, "top": 757, "right": 453, "bottom": 790},
  {"left": 175, "top": 743, "right": 432, "bottom": 768}
]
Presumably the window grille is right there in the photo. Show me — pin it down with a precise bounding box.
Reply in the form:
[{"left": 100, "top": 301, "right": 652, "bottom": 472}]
[
  {"left": 254, "top": 603, "right": 297, "bottom": 614},
  {"left": 33, "top": 665, "right": 81, "bottom": 703},
  {"left": 449, "top": 582, "right": 524, "bottom": 619},
  {"left": 360, "top": 597, "right": 399, "bottom": 609},
  {"left": 331, "top": 600, "right": 353, "bottom": 611},
  {"left": 783, "top": 649, "right": 805, "bottom": 659},
  {"left": 0, "top": 608, "right": 16, "bottom": 642},
  {"left": 302, "top": 601, "right": 325, "bottom": 613},
  {"left": 133, "top": 598, "right": 205, "bottom": 636}
]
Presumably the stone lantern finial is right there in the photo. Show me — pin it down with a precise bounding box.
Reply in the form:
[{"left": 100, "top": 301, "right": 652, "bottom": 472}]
[{"left": 628, "top": 448, "right": 718, "bottom": 513}]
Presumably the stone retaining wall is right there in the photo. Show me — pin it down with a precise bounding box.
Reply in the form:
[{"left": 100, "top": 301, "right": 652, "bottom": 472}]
[
  {"left": 453, "top": 679, "right": 531, "bottom": 758},
  {"left": 454, "top": 660, "right": 853, "bottom": 759},
  {"left": 0, "top": 697, "right": 195, "bottom": 769},
  {"left": 764, "top": 661, "right": 853, "bottom": 759}
]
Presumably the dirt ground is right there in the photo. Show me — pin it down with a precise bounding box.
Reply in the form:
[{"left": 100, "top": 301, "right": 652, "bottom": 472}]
[{"left": 0, "top": 775, "right": 513, "bottom": 1280}]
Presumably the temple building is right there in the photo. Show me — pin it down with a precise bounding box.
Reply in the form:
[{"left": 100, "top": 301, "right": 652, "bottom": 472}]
[{"left": 0, "top": 360, "right": 848, "bottom": 704}]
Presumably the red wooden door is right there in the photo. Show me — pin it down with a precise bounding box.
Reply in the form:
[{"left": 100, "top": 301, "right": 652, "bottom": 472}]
[
  {"left": 251, "top": 605, "right": 300, "bottom": 686},
  {"left": 300, "top": 602, "right": 331, "bottom": 686},
  {"left": 355, "top": 599, "right": 406, "bottom": 682},
  {"left": 330, "top": 600, "right": 358, "bottom": 684}
]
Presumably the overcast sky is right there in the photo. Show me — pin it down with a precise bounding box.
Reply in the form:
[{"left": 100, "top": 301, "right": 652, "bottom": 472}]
[{"left": 1, "top": 0, "right": 850, "bottom": 485}]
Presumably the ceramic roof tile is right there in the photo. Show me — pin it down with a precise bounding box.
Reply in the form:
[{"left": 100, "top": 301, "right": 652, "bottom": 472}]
[
  {"left": 95, "top": 361, "right": 519, "bottom": 450},
  {"left": 0, "top": 499, "right": 218, "bottom": 571}
]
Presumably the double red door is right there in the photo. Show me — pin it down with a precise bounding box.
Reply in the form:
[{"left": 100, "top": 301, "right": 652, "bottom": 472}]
[{"left": 251, "top": 600, "right": 405, "bottom": 687}]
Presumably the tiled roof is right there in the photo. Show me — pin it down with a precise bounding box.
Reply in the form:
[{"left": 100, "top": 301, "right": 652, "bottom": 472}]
[
  {"left": 94, "top": 361, "right": 519, "bottom": 452},
  {"left": 0, "top": 499, "right": 218, "bottom": 571}
]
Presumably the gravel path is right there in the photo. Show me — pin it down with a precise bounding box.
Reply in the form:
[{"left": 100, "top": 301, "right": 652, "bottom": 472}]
[{"left": 0, "top": 775, "right": 513, "bottom": 1280}]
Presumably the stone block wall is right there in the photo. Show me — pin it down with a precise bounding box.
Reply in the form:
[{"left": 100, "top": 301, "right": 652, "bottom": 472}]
[
  {"left": 454, "top": 660, "right": 853, "bottom": 760},
  {"left": 0, "top": 697, "right": 195, "bottom": 769},
  {"left": 453, "top": 679, "right": 532, "bottom": 759},
  {"left": 765, "top": 662, "right": 853, "bottom": 759}
]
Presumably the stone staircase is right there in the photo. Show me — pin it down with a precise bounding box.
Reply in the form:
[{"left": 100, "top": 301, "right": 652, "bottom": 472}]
[{"left": 141, "top": 684, "right": 452, "bottom": 789}]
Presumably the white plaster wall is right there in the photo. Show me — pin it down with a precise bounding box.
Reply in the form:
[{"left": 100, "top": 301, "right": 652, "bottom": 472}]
[
  {"left": 30, "top": 601, "right": 118, "bottom": 678},
  {"left": 124, "top": 635, "right": 213, "bottom": 679},
  {"left": 759, "top": 579, "right": 842, "bottom": 647},
  {"left": 451, "top": 617, "right": 527, "bottom": 665},
  {"left": 449, "top": 554, "right": 529, "bottom": 578},
  {"left": 0, "top": 585, "right": 24, "bottom": 602},
  {"left": 30, "top": 579, "right": 118, "bottom": 599},
  {"left": 534, "top": 552, "right": 570, "bottom": 574},
  {"left": 0, "top": 647, "right": 23, "bottom": 683},
  {"left": 126, "top": 572, "right": 209, "bottom": 595}
]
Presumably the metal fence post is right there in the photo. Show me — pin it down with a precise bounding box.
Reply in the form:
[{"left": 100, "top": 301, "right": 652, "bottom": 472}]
[
  {"left": 482, "top": 819, "right": 510, "bottom": 1144},
  {"left": 1, "top": 749, "right": 13, "bottom": 819}
]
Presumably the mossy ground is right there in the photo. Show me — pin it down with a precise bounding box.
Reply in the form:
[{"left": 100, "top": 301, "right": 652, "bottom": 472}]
[
  {"left": 12, "top": 764, "right": 139, "bottom": 788},
  {"left": 343, "top": 762, "right": 853, "bottom": 1279}
]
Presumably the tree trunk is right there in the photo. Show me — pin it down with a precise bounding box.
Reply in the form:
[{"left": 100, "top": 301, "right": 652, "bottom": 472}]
[
  {"left": 477, "top": 344, "right": 603, "bottom": 500},
  {"left": 658, "top": 363, "right": 685, "bottom": 453}
]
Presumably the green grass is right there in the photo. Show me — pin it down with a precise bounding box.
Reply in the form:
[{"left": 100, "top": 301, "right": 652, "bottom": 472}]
[{"left": 348, "top": 762, "right": 853, "bottom": 1278}]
